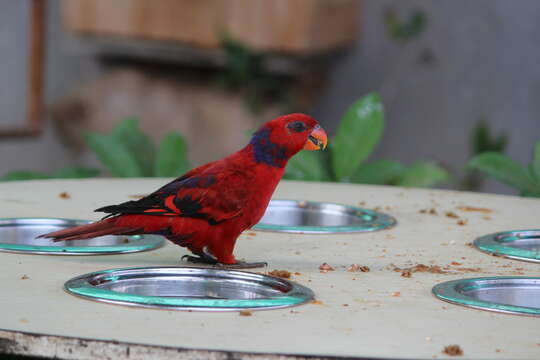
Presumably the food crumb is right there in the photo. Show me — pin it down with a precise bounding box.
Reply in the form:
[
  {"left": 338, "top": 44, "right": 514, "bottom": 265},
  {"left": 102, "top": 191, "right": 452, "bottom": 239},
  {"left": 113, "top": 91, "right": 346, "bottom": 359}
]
[
  {"left": 19, "top": 318, "right": 29, "bottom": 324},
  {"left": 495, "top": 349, "right": 502, "bottom": 353},
  {"left": 319, "top": 263, "right": 334, "bottom": 272},
  {"left": 442, "top": 345, "right": 463, "bottom": 356},
  {"left": 347, "top": 264, "right": 370, "bottom": 272},
  {"left": 21, "top": 274, "right": 29, "bottom": 280},
  {"left": 457, "top": 219, "right": 468, "bottom": 226},
  {"left": 401, "top": 270, "right": 412, "bottom": 278},
  {"left": 128, "top": 194, "right": 146, "bottom": 199},
  {"left": 457, "top": 206, "right": 492, "bottom": 213},
  {"left": 391, "top": 291, "right": 401, "bottom": 297},
  {"left": 294, "top": 272, "right": 301, "bottom": 276},
  {"left": 311, "top": 300, "right": 324, "bottom": 305},
  {"left": 445, "top": 211, "right": 459, "bottom": 219},
  {"left": 342, "top": 303, "right": 349, "bottom": 307},
  {"left": 59, "top": 192, "right": 71, "bottom": 199},
  {"left": 483, "top": 215, "right": 492, "bottom": 220},
  {"left": 122, "top": 238, "right": 130, "bottom": 243},
  {"left": 429, "top": 208, "right": 438, "bottom": 215},
  {"left": 239, "top": 310, "right": 252, "bottom": 316},
  {"left": 358, "top": 201, "right": 366, "bottom": 206},
  {"left": 246, "top": 232, "right": 257, "bottom": 236},
  {"left": 268, "top": 270, "right": 291, "bottom": 279},
  {"left": 450, "top": 261, "right": 462, "bottom": 266}
]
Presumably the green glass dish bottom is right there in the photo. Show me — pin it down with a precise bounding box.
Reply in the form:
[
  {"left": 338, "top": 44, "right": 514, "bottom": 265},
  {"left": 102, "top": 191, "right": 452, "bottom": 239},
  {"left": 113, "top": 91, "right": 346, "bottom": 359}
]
[
  {"left": 64, "top": 267, "right": 315, "bottom": 311},
  {"left": 432, "top": 277, "right": 540, "bottom": 316},
  {"left": 0, "top": 218, "right": 164, "bottom": 255},
  {"left": 254, "top": 200, "right": 396, "bottom": 233},
  {"left": 474, "top": 229, "right": 540, "bottom": 263}
]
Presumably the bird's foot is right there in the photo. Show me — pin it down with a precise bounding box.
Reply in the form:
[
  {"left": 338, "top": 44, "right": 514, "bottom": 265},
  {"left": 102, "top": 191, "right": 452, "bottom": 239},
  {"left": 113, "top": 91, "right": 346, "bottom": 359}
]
[
  {"left": 181, "top": 254, "right": 218, "bottom": 265},
  {"left": 214, "top": 261, "right": 268, "bottom": 269}
]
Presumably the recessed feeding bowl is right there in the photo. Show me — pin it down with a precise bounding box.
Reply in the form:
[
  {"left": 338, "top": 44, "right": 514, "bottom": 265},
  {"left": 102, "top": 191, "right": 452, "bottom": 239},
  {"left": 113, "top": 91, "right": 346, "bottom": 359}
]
[
  {"left": 254, "top": 200, "right": 396, "bottom": 233},
  {"left": 432, "top": 277, "right": 540, "bottom": 316},
  {"left": 64, "top": 267, "right": 314, "bottom": 311},
  {"left": 474, "top": 230, "right": 540, "bottom": 263},
  {"left": 0, "top": 218, "right": 164, "bottom": 255}
]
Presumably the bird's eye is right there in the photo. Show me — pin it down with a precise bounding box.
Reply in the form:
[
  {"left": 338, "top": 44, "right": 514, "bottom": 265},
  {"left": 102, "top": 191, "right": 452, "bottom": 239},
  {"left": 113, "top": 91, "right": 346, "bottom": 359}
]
[{"left": 287, "top": 121, "right": 307, "bottom": 133}]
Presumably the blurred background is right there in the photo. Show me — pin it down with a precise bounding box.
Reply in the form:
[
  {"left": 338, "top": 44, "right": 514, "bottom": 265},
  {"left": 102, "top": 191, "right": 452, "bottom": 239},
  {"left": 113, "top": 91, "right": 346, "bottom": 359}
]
[{"left": 1, "top": 0, "right": 539, "bottom": 196}]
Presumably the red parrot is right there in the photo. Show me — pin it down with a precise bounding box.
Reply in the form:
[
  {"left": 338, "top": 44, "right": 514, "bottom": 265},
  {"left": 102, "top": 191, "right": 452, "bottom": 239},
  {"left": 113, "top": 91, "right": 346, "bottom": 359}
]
[{"left": 39, "top": 114, "right": 327, "bottom": 268}]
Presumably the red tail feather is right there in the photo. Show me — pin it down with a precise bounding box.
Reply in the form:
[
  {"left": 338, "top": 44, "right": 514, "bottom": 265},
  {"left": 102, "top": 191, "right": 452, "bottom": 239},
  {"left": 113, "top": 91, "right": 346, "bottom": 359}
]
[{"left": 38, "top": 218, "right": 139, "bottom": 242}]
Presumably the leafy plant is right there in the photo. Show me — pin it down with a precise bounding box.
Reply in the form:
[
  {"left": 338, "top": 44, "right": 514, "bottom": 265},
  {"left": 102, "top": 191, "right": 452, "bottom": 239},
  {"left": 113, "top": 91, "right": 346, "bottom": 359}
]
[
  {"left": 0, "top": 167, "right": 100, "bottom": 181},
  {"left": 467, "top": 140, "right": 540, "bottom": 197},
  {"left": 284, "top": 93, "right": 449, "bottom": 188},
  {"left": 384, "top": 8, "right": 427, "bottom": 42},
  {"left": 462, "top": 120, "right": 508, "bottom": 191},
  {"left": 85, "top": 117, "right": 190, "bottom": 177},
  {"left": 216, "top": 36, "right": 290, "bottom": 112},
  {"left": 1, "top": 118, "right": 190, "bottom": 181}
]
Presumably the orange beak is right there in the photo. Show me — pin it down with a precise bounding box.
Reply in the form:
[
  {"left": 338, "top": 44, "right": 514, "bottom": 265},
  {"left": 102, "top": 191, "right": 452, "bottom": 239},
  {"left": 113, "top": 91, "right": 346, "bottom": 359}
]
[{"left": 303, "top": 125, "right": 328, "bottom": 151}]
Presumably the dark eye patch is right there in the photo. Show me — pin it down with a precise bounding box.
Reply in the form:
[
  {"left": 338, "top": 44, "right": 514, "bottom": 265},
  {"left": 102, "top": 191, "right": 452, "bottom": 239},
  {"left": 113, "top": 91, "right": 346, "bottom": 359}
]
[{"left": 287, "top": 121, "right": 307, "bottom": 133}]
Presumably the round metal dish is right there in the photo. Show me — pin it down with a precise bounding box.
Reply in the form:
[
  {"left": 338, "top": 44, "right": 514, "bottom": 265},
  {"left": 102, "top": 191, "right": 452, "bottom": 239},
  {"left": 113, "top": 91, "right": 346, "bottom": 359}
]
[
  {"left": 474, "top": 230, "right": 540, "bottom": 263},
  {"left": 432, "top": 277, "right": 540, "bottom": 316},
  {"left": 254, "top": 200, "right": 396, "bottom": 233},
  {"left": 0, "top": 218, "right": 164, "bottom": 255},
  {"left": 64, "top": 266, "right": 314, "bottom": 311}
]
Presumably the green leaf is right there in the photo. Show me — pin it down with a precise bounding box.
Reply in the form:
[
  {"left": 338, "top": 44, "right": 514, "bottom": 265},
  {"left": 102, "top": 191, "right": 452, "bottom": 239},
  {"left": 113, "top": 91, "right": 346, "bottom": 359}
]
[
  {"left": 84, "top": 132, "right": 143, "bottom": 177},
  {"left": 467, "top": 152, "right": 537, "bottom": 193},
  {"left": 350, "top": 160, "right": 406, "bottom": 185},
  {"left": 396, "top": 161, "right": 449, "bottom": 188},
  {"left": 331, "top": 93, "right": 384, "bottom": 181},
  {"left": 284, "top": 151, "right": 331, "bottom": 182},
  {"left": 530, "top": 140, "right": 540, "bottom": 183},
  {"left": 0, "top": 170, "right": 51, "bottom": 181},
  {"left": 51, "top": 167, "right": 100, "bottom": 179},
  {"left": 112, "top": 117, "right": 156, "bottom": 177},
  {"left": 154, "top": 132, "right": 190, "bottom": 177}
]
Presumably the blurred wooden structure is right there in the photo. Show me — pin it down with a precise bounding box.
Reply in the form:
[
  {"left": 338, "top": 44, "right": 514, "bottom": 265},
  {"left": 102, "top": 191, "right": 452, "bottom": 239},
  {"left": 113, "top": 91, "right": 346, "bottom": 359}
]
[
  {"left": 62, "top": 0, "right": 359, "bottom": 54},
  {"left": 0, "top": 0, "right": 46, "bottom": 138}
]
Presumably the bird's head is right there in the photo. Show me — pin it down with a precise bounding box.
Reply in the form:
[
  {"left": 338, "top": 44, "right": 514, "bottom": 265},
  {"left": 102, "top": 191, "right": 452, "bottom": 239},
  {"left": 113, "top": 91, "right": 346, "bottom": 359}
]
[{"left": 249, "top": 113, "right": 328, "bottom": 168}]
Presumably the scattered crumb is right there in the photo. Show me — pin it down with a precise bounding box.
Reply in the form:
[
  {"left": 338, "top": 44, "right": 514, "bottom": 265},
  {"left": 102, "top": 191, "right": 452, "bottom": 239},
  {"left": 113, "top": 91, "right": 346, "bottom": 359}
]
[
  {"left": 19, "top": 318, "right": 29, "bottom": 324},
  {"left": 294, "top": 272, "right": 301, "bottom": 276},
  {"left": 384, "top": 206, "right": 392, "bottom": 211},
  {"left": 128, "top": 194, "right": 147, "bottom": 199},
  {"left": 395, "top": 264, "right": 448, "bottom": 277},
  {"left": 429, "top": 208, "right": 438, "bottom": 215},
  {"left": 443, "top": 345, "right": 463, "bottom": 356},
  {"left": 373, "top": 206, "right": 382, "bottom": 211},
  {"left": 268, "top": 270, "right": 291, "bottom": 279},
  {"left": 347, "top": 264, "right": 370, "bottom": 272},
  {"left": 445, "top": 211, "right": 459, "bottom": 219},
  {"left": 21, "top": 275, "right": 29, "bottom": 280},
  {"left": 419, "top": 209, "right": 427, "bottom": 214},
  {"left": 319, "top": 263, "right": 335, "bottom": 272},
  {"left": 450, "top": 261, "right": 462, "bottom": 266},
  {"left": 465, "top": 242, "right": 473, "bottom": 248},
  {"left": 246, "top": 232, "right": 257, "bottom": 236},
  {"left": 483, "top": 215, "right": 492, "bottom": 220},
  {"left": 121, "top": 238, "right": 130, "bottom": 244},
  {"left": 342, "top": 303, "right": 349, "bottom": 307},
  {"left": 495, "top": 349, "right": 502, "bottom": 353},
  {"left": 457, "top": 219, "right": 468, "bottom": 226},
  {"left": 457, "top": 206, "right": 492, "bottom": 213},
  {"left": 455, "top": 267, "right": 481, "bottom": 273},
  {"left": 294, "top": 251, "right": 301, "bottom": 255},
  {"left": 58, "top": 192, "right": 71, "bottom": 199},
  {"left": 289, "top": 310, "right": 300, "bottom": 314},
  {"left": 385, "top": 234, "right": 395, "bottom": 239},
  {"left": 239, "top": 310, "right": 252, "bottom": 316},
  {"left": 401, "top": 270, "right": 412, "bottom": 278},
  {"left": 358, "top": 201, "right": 366, "bottom": 206},
  {"left": 391, "top": 291, "right": 401, "bottom": 297},
  {"left": 311, "top": 300, "right": 324, "bottom": 305}
]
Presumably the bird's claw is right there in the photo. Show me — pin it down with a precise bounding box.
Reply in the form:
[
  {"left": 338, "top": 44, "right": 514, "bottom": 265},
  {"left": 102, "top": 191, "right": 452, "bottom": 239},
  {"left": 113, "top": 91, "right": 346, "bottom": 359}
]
[{"left": 181, "top": 254, "right": 218, "bottom": 265}]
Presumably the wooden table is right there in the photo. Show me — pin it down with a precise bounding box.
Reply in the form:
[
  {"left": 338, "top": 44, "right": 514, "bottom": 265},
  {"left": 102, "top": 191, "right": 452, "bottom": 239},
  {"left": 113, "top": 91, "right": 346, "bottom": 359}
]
[{"left": 0, "top": 179, "right": 539, "bottom": 359}]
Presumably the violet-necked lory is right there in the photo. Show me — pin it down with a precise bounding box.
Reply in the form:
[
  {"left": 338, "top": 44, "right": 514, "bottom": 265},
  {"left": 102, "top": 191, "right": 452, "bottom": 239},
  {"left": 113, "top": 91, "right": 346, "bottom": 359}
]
[{"left": 39, "top": 114, "right": 327, "bottom": 268}]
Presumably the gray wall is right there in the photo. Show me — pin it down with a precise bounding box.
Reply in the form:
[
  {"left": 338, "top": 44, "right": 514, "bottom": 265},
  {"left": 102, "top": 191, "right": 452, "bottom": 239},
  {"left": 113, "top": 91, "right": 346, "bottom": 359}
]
[
  {"left": 314, "top": 0, "right": 540, "bottom": 193},
  {"left": 1, "top": 0, "right": 539, "bottom": 195}
]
